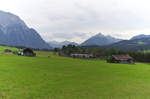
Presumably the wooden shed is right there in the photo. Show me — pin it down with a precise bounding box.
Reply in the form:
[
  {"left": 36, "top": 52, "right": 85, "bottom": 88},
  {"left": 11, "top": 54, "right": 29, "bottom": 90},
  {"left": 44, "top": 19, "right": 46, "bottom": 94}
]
[
  {"left": 107, "top": 55, "right": 134, "bottom": 64},
  {"left": 23, "top": 48, "right": 36, "bottom": 57}
]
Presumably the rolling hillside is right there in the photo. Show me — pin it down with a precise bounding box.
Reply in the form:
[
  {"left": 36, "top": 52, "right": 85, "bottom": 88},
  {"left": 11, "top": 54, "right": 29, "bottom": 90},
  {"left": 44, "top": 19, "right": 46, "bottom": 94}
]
[
  {"left": 105, "top": 37, "right": 150, "bottom": 50},
  {"left": 131, "top": 34, "right": 150, "bottom": 40}
]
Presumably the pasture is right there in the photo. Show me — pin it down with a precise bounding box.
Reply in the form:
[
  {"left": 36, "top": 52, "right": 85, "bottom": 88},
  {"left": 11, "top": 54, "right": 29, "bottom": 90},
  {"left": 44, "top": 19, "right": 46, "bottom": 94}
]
[{"left": 0, "top": 46, "right": 150, "bottom": 98}]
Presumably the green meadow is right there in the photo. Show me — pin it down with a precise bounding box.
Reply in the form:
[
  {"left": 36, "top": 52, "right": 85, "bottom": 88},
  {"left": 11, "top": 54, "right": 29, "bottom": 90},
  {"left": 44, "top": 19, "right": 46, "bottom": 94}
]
[{"left": 0, "top": 46, "right": 150, "bottom": 98}]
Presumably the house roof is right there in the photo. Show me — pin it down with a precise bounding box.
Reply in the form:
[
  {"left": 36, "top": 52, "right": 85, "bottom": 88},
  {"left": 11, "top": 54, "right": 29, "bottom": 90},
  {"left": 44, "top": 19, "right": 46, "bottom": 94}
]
[
  {"left": 23, "top": 48, "right": 34, "bottom": 53},
  {"left": 112, "top": 55, "right": 133, "bottom": 61}
]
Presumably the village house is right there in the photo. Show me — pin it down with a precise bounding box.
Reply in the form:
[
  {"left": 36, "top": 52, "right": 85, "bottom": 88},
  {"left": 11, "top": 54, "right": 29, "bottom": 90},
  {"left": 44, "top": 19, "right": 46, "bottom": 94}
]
[
  {"left": 23, "top": 48, "right": 36, "bottom": 57},
  {"left": 70, "top": 54, "right": 94, "bottom": 59},
  {"left": 107, "top": 55, "right": 134, "bottom": 64}
]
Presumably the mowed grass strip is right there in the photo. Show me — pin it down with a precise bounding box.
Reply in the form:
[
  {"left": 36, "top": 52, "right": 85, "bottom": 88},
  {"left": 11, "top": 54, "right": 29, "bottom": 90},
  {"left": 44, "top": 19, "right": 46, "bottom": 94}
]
[{"left": 0, "top": 51, "right": 149, "bottom": 98}]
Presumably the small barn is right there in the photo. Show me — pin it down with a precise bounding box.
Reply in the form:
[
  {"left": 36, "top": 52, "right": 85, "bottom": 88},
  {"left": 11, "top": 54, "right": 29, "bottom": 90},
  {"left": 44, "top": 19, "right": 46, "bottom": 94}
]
[
  {"left": 107, "top": 55, "right": 134, "bottom": 64},
  {"left": 4, "top": 49, "right": 12, "bottom": 52},
  {"left": 23, "top": 48, "right": 36, "bottom": 57}
]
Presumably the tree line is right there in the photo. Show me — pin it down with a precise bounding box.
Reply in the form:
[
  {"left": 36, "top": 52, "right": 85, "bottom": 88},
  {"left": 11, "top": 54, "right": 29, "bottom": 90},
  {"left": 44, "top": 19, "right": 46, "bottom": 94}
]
[{"left": 54, "top": 44, "right": 150, "bottom": 62}]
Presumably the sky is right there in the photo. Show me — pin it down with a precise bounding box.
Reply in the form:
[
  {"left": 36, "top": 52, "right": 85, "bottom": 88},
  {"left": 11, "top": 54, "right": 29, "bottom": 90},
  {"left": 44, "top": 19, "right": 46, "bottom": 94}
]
[{"left": 0, "top": 0, "right": 150, "bottom": 43}]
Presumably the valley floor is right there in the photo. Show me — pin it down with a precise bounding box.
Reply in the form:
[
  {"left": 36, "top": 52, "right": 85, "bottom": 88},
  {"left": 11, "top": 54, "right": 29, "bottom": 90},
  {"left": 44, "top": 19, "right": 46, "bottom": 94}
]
[{"left": 0, "top": 50, "right": 150, "bottom": 98}]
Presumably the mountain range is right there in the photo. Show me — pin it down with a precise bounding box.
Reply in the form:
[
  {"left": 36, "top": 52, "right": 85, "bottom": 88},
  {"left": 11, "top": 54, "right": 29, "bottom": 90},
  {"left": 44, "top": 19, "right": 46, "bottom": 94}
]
[
  {"left": 78, "top": 33, "right": 150, "bottom": 51},
  {"left": 80, "top": 33, "right": 122, "bottom": 46},
  {"left": 48, "top": 41, "right": 78, "bottom": 48},
  {"left": 104, "top": 34, "right": 150, "bottom": 50},
  {"left": 1, "top": 10, "right": 150, "bottom": 50},
  {"left": 0, "top": 10, "right": 51, "bottom": 49},
  {"left": 48, "top": 33, "right": 150, "bottom": 50}
]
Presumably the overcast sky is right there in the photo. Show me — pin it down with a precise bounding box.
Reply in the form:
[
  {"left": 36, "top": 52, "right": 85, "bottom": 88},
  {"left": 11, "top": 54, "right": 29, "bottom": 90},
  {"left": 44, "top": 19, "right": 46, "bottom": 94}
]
[{"left": 0, "top": 0, "right": 150, "bottom": 43}]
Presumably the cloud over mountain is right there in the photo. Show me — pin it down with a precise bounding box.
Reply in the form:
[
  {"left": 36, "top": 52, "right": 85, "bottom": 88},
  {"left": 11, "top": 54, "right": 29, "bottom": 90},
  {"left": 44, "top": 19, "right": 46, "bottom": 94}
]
[{"left": 1, "top": 0, "right": 150, "bottom": 42}]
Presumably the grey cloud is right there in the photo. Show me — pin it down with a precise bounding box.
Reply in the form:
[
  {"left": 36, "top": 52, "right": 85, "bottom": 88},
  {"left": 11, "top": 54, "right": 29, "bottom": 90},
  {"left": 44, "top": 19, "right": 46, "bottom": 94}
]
[
  {"left": 32, "top": 0, "right": 150, "bottom": 41},
  {"left": 50, "top": 32, "right": 89, "bottom": 39},
  {"left": 2, "top": 0, "right": 150, "bottom": 42}
]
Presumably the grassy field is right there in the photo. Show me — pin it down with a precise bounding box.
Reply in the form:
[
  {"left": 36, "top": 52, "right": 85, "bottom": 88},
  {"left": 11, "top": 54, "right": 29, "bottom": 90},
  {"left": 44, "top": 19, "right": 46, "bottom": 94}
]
[{"left": 0, "top": 46, "right": 150, "bottom": 98}]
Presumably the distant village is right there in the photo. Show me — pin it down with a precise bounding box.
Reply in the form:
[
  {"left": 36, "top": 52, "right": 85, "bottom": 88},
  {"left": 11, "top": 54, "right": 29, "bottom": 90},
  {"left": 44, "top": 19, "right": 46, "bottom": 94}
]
[
  {"left": 7, "top": 40, "right": 150, "bottom": 64},
  {"left": 5, "top": 48, "right": 36, "bottom": 57}
]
